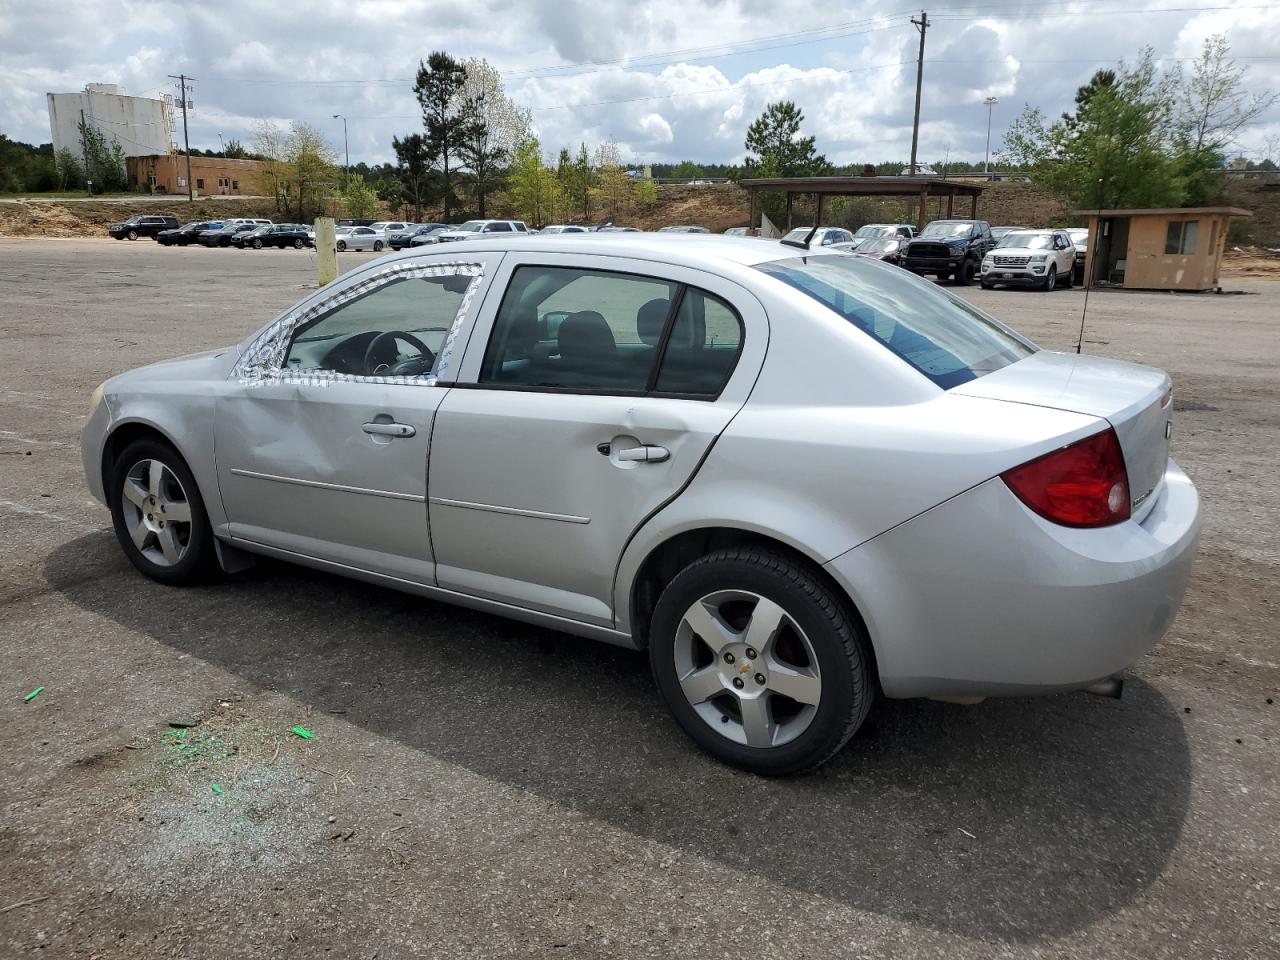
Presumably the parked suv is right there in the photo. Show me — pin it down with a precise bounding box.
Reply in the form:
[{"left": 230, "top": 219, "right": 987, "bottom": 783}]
[
  {"left": 981, "top": 229, "right": 1076, "bottom": 291},
  {"left": 433, "top": 219, "right": 529, "bottom": 242},
  {"left": 107, "top": 215, "right": 178, "bottom": 241},
  {"left": 902, "top": 220, "right": 997, "bottom": 284}
]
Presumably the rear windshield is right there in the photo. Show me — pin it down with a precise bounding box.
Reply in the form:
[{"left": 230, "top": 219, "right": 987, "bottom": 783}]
[{"left": 756, "top": 255, "right": 1035, "bottom": 388}]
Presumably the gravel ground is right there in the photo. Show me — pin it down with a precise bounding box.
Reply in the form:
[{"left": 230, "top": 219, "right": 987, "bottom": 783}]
[{"left": 1, "top": 239, "right": 1276, "bottom": 959}]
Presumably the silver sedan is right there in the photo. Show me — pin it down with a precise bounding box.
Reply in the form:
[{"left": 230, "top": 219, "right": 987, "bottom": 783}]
[
  {"left": 81, "top": 234, "right": 1200, "bottom": 774},
  {"left": 334, "top": 226, "right": 385, "bottom": 252}
]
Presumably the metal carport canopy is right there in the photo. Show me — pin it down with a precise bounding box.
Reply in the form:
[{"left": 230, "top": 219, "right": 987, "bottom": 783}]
[{"left": 738, "top": 176, "right": 987, "bottom": 232}]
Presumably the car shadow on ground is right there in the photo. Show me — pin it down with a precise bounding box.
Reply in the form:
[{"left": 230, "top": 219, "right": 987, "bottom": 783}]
[{"left": 46, "top": 531, "right": 1191, "bottom": 944}]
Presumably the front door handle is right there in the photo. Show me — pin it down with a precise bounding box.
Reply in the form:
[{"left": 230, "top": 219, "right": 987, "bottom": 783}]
[
  {"left": 615, "top": 444, "right": 670, "bottom": 463},
  {"left": 362, "top": 421, "right": 416, "bottom": 438}
]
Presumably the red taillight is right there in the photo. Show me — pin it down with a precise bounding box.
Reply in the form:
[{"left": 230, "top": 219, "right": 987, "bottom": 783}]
[{"left": 1001, "top": 428, "right": 1130, "bottom": 528}]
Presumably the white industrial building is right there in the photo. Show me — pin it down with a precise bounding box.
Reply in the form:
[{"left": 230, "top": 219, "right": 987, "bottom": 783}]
[{"left": 47, "top": 83, "right": 173, "bottom": 161}]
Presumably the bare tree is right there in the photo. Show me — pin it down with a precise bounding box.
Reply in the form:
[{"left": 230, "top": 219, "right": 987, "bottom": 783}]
[{"left": 1180, "top": 35, "right": 1279, "bottom": 157}]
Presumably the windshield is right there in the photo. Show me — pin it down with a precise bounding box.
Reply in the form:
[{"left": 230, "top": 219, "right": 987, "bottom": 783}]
[
  {"left": 863, "top": 238, "right": 901, "bottom": 253},
  {"left": 921, "top": 222, "right": 974, "bottom": 238},
  {"left": 455, "top": 221, "right": 487, "bottom": 232},
  {"left": 997, "top": 233, "right": 1053, "bottom": 249},
  {"left": 124, "top": 216, "right": 144, "bottom": 224},
  {"left": 755, "top": 255, "right": 1034, "bottom": 389},
  {"left": 854, "top": 225, "right": 892, "bottom": 239}
]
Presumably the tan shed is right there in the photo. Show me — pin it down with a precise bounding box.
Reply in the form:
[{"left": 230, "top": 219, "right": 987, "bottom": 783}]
[{"left": 1078, "top": 207, "right": 1251, "bottom": 291}]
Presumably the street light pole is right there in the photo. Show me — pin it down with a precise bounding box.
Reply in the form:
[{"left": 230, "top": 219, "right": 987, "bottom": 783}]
[
  {"left": 983, "top": 96, "right": 998, "bottom": 178},
  {"left": 332, "top": 114, "right": 349, "bottom": 185}
]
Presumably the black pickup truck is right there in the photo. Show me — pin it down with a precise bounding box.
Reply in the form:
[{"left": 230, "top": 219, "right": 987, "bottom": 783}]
[
  {"left": 107, "top": 215, "right": 180, "bottom": 241},
  {"left": 902, "top": 219, "right": 997, "bottom": 285}
]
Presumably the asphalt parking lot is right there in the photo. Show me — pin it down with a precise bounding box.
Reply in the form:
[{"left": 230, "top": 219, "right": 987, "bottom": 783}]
[{"left": 1, "top": 239, "right": 1277, "bottom": 959}]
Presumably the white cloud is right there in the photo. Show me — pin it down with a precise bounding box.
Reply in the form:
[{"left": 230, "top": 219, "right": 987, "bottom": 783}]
[{"left": 2, "top": 0, "right": 1278, "bottom": 166}]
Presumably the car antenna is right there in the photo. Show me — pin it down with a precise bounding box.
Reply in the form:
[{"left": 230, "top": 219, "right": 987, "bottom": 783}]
[
  {"left": 1076, "top": 177, "right": 1105, "bottom": 354},
  {"left": 780, "top": 224, "right": 820, "bottom": 250}
]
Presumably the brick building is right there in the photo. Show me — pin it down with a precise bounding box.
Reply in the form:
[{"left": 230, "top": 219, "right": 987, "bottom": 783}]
[{"left": 126, "top": 154, "right": 265, "bottom": 196}]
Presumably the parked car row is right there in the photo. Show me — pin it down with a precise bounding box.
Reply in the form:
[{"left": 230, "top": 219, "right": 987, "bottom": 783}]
[{"left": 771, "top": 220, "right": 1091, "bottom": 291}]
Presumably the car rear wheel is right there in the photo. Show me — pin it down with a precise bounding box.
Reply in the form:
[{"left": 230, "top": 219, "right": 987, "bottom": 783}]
[
  {"left": 336, "top": 240, "right": 347, "bottom": 251},
  {"left": 1043, "top": 265, "right": 1057, "bottom": 291},
  {"left": 127, "top": 229, "right": 138, "bottom": 241},
  {"left": 373, "top": 240, "right": 384, "bottom": 252},
  {"left": 109, "top": 438, "right": 216, "bottom": 585},
  {"left": 648, "top": 547, "right": 874, "bottom": 775}
]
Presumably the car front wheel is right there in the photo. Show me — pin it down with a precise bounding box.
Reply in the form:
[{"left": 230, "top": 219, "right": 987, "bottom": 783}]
[
  {"left": 336, "top": 240, "right": 346, "bottom": 251},
  {"left": 293, "top": 238, "right": 304, "bottom": 249},
  {"left": 127, "top": 229, "right": 138, "bottom": 240},
  {"left": 955, "top": 259, "right": 976, "bottom": 285},
  {"left": 648, "top": 547, "right": 874, "bottom": 775},
  {"left": 373, "top": 240, "right": 384, "bottom": 251},
  {"left": 1043, "top": 265, "right": 1057, "bottom": 291},
  {"left": 252, "top": 238, "right": 263, "bottom": 249},
  {"left": 109, "top": 438, "right": 216, "bottom": 585}
]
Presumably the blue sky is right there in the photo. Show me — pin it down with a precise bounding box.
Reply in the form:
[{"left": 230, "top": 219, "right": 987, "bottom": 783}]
[{"left": 2, "top": 0, "right": 1278, "bottom": 168}]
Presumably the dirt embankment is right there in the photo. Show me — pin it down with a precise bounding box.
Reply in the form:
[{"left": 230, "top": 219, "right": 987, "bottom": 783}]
[{"left": 0, "top": 197, "right": 281, "bottom": 237}]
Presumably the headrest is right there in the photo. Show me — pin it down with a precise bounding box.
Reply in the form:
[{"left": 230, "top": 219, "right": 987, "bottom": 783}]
[
  {"left": 636, "top": 298, "right": 670, "bottom": 346},
  {"left": 557, "top": 311, "right": 616, "bottom": 362}
]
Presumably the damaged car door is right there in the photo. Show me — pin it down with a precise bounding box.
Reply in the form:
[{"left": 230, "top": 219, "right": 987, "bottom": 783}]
[{"left": 215, "top": 256, "right": 500, "bottom": 583}]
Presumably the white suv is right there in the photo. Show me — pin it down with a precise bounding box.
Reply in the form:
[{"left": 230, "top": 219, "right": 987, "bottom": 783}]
[
  {"left": 434, "top": 220, "right": 529, "bottom": 242},
  {"left": 981, "top": 229, "right": 1077, "bottom": 291}
]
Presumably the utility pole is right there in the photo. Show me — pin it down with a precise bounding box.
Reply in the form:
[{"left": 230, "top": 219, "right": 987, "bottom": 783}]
[
  {"left": 983, "top": 96, "right": 998, "bottom": 177},
  {"left": 909, "top": 11, "right": 928, "bottom": 176},
  {"left": 169, "top": 74, "right": 195, "bottom": 201},
  {"left": 332, "top": 114, "right": 349, "bottom": 186}
]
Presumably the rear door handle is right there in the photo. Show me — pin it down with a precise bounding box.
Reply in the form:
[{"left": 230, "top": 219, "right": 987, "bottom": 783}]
[
  {"left": 362, "top": 421, "right": 416, "bottom": 438},
  {"left": 615, "top": 444, "right": 670, "bottom": 463}
]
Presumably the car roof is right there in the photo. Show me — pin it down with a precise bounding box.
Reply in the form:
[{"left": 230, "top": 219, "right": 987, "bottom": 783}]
[{"left": 375, "top": 233, "right": 818, "bottom": 268}]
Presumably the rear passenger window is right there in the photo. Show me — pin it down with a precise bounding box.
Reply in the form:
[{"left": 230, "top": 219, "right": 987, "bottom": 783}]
[
  {"left": 654, "top": 290, "right": 743, "bottom": 396},
  {"left": 480, "top": 265, "right": 743, "bottom": 398}
]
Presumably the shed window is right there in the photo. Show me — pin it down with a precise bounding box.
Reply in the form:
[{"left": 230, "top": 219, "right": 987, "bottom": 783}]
[
  {"left": 1165, "top": 220, "right": 1199, "bottom": 255},
  {"left": 196, "top": 178, "right": 205, "bottom": 189}
]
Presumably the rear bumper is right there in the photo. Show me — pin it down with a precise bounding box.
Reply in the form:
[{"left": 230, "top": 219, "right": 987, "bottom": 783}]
[{"left": 824, "top": 459, "right": 1200, "bottom": 699}]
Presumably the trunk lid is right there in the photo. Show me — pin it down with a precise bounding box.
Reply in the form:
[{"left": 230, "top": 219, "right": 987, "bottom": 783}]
[{"left": 953, "top": 350, "right": 1172, "bottom": 519}]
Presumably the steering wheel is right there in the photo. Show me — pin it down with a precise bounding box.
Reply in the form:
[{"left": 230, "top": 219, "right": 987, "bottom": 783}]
[{"left": 362, "top": 330, "right": 435, "bottom": 377}]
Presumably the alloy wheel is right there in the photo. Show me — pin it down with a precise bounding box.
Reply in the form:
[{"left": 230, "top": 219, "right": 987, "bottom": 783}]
[
  {"left": 673, "top": 590, "right": 822, "bottom": 748},
  {"left": 120, "top": 459, "right": 193, "bottom": 567}
]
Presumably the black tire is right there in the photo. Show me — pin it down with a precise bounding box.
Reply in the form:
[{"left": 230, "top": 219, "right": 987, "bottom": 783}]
[
  {"left": 373, "top": 240, "right": 384, "bottom": 252},
  {"left": 1043, "top": 265, "right": 1057, "bottom": 291},
  {"left": 955, "top": 259, "right": 976, "bottom": 285},
  {"left": 293, "top": 238, "right": 303, "bottom": 249},
  {"left": 127, "top": 229, "right": 138, "bottom": 241},
  {"left": 252, "top": 238, "right": 263, "bottom": 249},
  {"left": 108, "top": 437, "right": 217, "bottom": 586},
  {"left": 648, "top": 547, "right": 874, "bottom": 775},
  {"left": 980, "top": 278, "right": 993, "bottom": 289},
  {"left": 336, "top": 240, "right": 346, "bottom": 252},
  {"left": 1061, "top": 264, "right": 1073, "bottom": 288}
]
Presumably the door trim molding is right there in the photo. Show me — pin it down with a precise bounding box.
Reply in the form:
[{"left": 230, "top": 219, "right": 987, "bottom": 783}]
[
  {"left": 429, "top": 496, "right": 589, "bottom": 525},
  {"left": 230, "top": 468, "right": 425, "bottom": 503}
]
